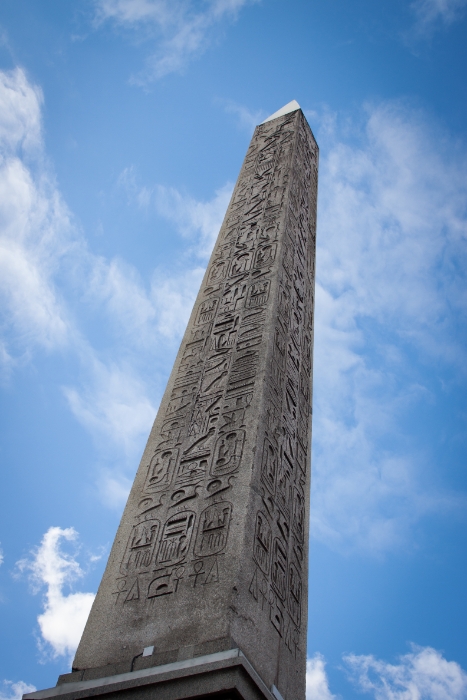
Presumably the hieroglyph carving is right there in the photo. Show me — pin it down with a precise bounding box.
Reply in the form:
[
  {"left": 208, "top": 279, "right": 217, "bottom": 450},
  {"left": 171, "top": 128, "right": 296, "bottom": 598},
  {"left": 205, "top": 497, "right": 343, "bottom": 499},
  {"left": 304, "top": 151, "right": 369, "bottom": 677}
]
[
  {"left": 73, "top": 108, "right": 318, "bottom": 700},
  {"left": 111, "top": 111, "right": 317, "bottom": 662}
]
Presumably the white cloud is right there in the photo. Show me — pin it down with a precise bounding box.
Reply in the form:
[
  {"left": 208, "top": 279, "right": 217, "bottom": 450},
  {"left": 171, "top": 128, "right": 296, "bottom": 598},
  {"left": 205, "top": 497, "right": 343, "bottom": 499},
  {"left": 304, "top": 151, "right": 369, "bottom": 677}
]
[
  {"left": 94, "top": 0, "right": 256, "bottom": 82},
  {"left": 0, "top": 69, "right": 72, "bottom": 360},
  {"left": 306, "top": 654, "right": 336, "bottom": 700},
  {"left": 63, "top": 356, "right": 156, "bottom": 457},
  {"left": 16, "top": 527, "right": 95, "bottom": 660},
  {"left": 95, "top": 0, "right": 175, "bottom": 25},
  {"left": 411, "top": 0, "right": 467, "bottom": 33},
  {"left": 344, "top": 645, "right": 467, "bottom": 700},
  {"left": 309, "top": 101, "right": 467, "bottom": 552},
  {"left": 0, "top": 544, "right": 3, "bottom": 567},
  {"left": 0, "top": 681, "right": 36, "bottom": 700}
]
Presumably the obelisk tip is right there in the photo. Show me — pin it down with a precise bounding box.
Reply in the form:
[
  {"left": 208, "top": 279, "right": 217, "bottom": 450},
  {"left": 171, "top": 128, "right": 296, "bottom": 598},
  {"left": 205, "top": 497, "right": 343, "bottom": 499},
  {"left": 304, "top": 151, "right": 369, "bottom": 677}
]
[{"left": 260, "top": 100, "right": 301, "bottom": 124}]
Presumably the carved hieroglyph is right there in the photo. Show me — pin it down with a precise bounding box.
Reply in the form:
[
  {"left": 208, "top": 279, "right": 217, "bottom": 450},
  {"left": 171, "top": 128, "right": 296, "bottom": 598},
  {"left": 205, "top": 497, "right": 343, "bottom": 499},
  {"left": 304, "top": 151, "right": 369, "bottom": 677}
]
[{"left": 73, "top": 106, "right": 318, "bottom": 700}]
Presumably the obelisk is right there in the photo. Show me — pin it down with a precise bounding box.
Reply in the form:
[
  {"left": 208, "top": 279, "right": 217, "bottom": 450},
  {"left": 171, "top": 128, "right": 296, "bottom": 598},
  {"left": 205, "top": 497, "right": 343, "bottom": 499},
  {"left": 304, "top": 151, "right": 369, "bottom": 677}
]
[{"left": 25, "top": 102, "right": 318, "bottom": 700}]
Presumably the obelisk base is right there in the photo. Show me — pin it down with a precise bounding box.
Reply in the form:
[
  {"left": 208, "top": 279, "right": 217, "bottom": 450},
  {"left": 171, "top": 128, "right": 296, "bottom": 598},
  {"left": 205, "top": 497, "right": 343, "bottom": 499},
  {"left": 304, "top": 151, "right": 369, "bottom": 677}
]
[{"left": 24, "top": 650, "right": 284, "bottom": 700}]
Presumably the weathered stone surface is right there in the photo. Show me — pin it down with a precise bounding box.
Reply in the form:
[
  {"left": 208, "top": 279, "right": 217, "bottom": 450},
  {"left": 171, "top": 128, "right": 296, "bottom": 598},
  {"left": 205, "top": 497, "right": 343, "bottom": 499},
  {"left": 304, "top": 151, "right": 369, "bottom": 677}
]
[{"left": 68, "top": 106, "right": 318, "bottom": 700}]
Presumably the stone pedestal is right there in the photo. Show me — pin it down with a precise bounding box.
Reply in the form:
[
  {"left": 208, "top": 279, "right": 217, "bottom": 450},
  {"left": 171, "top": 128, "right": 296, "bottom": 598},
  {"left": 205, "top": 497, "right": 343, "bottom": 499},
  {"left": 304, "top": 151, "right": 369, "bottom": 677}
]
[
  {"left": 25, "top": 650, "right": 284, "bottom": 700},
  {"left": 25, "top": 102, "right": 318, "bottom": 700}
]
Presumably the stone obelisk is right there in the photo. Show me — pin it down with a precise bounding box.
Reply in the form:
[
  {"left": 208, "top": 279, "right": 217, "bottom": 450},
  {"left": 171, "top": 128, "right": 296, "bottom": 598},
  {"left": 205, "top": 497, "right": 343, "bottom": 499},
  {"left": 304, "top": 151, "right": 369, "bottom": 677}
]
[{"left": 25, "top": 101, "right": 318, "bottom": 700}]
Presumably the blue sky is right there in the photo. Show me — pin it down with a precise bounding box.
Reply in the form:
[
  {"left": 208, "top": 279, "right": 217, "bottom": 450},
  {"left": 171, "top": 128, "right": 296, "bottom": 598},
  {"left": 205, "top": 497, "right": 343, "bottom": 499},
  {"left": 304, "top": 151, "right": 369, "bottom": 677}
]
[{"left": 0, "top": 1, "right": 466, "bottom": 699}]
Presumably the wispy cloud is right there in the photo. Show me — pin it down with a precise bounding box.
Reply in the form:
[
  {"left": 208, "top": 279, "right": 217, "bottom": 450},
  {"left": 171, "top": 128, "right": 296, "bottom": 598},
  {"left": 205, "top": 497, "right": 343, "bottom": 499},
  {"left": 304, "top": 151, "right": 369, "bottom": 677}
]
[
  {"left": 0, "top": 68, "right": 72, "bottom": 359},
  {"left": 63, "top": 359, "right": 156, "bottom": 457},
  {"left": 0, "top": 681, "right": 36, "bottom": 700},
  {"left": 93, "top": 0, "right": 257, "bottom": 83},
  {"left": 344, "top": 645, "right": 467, "bottom": 699},
  {"left": 217, "top": 98, "right": 265, "bottom": 133},
  {"left": 16, "top": 527, "right": 95, "bottom": 660},
  {"left": 306, "top": 654, "right": 336, "bottom": 700},
  {"left": 148, "top": 182, "right": 232, "bottom": 257},
  {"left": 308, "top": 100, "right": 467, "bottom": 552},
  {"left": 119, "top": 165, "right": 232, "bottom": 258},
  {"left": 411, "top": 0, "right": 467, "bottom": 34}
]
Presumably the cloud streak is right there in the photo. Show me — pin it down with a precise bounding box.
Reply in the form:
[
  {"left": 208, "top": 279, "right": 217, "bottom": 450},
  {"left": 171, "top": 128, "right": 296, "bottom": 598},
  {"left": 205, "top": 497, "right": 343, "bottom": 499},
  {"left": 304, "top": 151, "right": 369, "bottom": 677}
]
[
  {"left": 94, "top": 0, "right": 256, "bottom": 82},
  {"left": 16, "top": 527, "right": 95, "bottom": 659}
]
